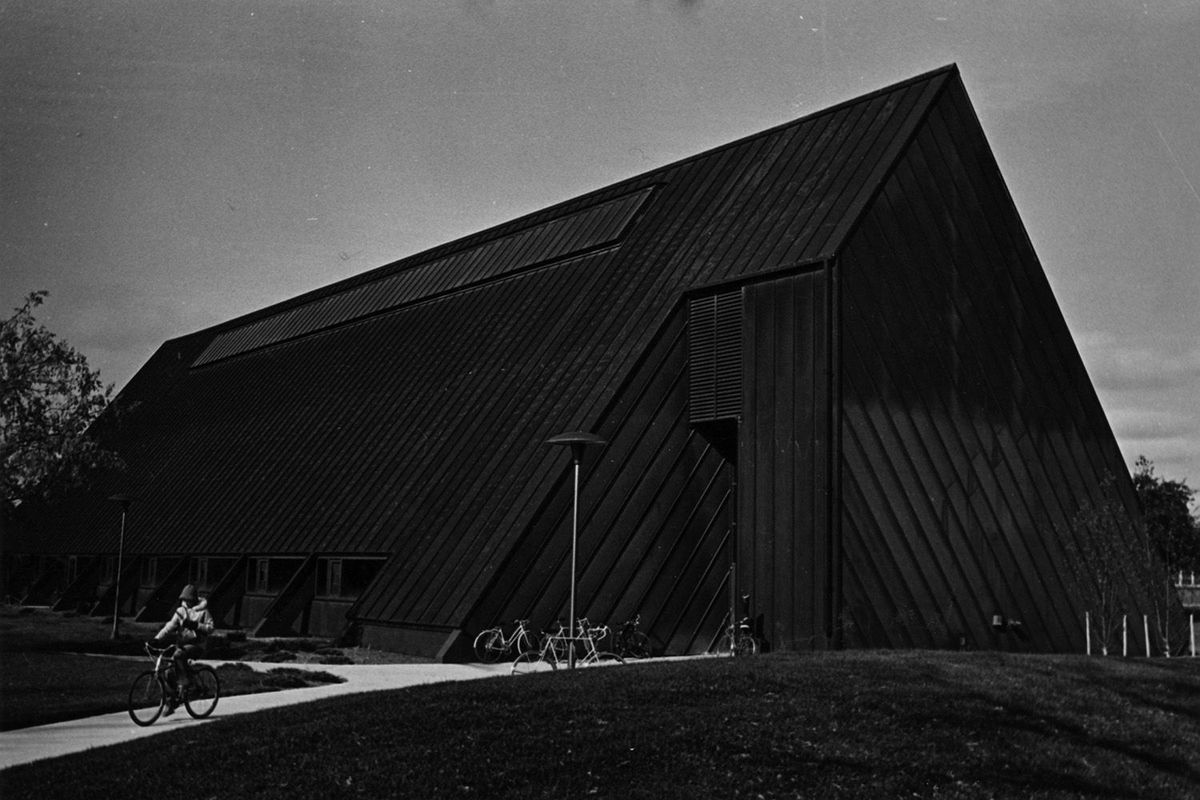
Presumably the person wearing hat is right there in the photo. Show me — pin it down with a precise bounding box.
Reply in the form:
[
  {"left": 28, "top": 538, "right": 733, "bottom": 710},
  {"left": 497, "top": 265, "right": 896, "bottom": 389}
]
[{"left": 151, "top": 584, "right": 214, "bottom": 715}]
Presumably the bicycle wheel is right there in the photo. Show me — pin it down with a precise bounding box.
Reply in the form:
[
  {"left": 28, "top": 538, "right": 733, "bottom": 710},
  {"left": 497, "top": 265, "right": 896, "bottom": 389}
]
[
  {"left": 580, "top": 651, "right": 625, "bottom": 669},
  {"left": 473, "top": 629, "right": 503, "bottom": 663},
  {"left": 626, "top": 631, "right": 651, "bottom": 659},
  {"left": 128, "top": 671, "right": 165, "bottom": 726},
  {"left": 513, "top": 631, "right": 535, "bottom": 657},
  {"left": 539, "top": 632, "right": 569, "bottom": 662},
  {"left": 511, "top": 651, "right": 556, "bottom": 675},
  {"left": 183, "top": 664, "right": 220, "bottom": 718},
  {"left": 734, "top": 636, "right": 759, "bottom": 657}
]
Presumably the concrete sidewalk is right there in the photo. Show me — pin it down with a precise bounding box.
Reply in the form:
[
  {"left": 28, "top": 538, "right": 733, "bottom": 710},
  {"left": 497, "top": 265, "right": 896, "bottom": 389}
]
[{"left": 0, "top": 660, "right": 512, "bottom": 771}]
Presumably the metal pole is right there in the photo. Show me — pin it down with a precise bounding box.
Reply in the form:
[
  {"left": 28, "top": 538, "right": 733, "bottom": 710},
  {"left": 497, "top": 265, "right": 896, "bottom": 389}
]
[
  {"left": 1143, "top": 614, "right": 1150, "bottom": 658},
  {"left": 1085, "top": 611, "right": 1091, "bottom": 656},
  {"left": 111, "top": 508, "right": 126, "bottom": 639},
  {"left": 569, "top": 457, "right": 580, "bottom": 670},
  {"left": 1122, "top": 615, "right": 1127, "bottom": 657},
  {"left": 729, "top": 561, "right": 737, "bottom": 655},
  {"left": 546, "top": 432, "right": 604, "bottom": 671},
  {"left": 1191, "top": 613, "right": 1195, "bottom": 658}
]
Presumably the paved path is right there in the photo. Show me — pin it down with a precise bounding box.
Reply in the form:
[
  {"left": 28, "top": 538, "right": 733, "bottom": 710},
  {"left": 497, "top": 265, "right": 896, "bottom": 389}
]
[{"left": 0, "top": 660, "right": 513, "bottom": 771}]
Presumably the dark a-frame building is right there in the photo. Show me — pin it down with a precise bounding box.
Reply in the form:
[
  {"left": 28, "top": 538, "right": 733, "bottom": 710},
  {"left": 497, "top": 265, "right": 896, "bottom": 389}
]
[{"left": 3, "top": 65, "right": 1172, "bottom": 659}]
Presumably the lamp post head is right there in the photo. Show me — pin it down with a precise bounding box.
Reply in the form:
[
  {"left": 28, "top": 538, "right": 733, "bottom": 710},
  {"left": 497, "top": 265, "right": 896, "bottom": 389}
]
[
  {"left": 107, "top": 493, "right": 137, "bottom": 511},
  {"left": 546, "top": 431, "right": 606, "bottom": 463}
]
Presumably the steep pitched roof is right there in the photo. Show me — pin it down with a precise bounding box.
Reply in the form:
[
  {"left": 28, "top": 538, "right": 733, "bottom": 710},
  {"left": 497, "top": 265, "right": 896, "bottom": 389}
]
[{"left": 34, "top": 65, "right": 958, "bottom": 629}]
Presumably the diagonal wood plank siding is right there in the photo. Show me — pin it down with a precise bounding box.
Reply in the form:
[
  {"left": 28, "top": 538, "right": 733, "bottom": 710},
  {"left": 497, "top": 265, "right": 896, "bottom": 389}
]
[{"left": 835, "top": 75, "right": 1157, "bottom": 653}]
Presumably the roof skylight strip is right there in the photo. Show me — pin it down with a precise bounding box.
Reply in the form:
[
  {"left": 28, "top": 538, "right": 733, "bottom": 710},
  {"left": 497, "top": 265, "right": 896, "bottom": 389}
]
[{"left": 191, "top": 187, "right": 654, "bottom": 368}]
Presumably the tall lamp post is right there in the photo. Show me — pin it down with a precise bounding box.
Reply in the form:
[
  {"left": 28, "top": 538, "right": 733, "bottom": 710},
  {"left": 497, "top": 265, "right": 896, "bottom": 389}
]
[
  {"left": 108, "top": 493, "right": 136, "bottom": 639},
  {"left": 547, "top": 431, "right": 606, "bottom": 669}
]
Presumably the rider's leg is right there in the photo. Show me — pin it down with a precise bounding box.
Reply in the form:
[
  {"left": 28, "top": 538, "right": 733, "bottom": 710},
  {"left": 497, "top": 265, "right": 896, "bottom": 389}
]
[
  {"left": 164, "top": 653, "right": 182, "bottom": 696},
  {"left": 175, "top": 645, "right": 198, "bottom": 692},
  {"left": 162, "top": 652, "right": 183, "bottom": 715}
]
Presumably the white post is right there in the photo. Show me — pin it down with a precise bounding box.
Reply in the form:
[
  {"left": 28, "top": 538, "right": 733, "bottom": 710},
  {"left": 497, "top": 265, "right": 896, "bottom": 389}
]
[
  {"left": 1085, "top": 611, "right": 1091, "bottom": 656},
  {"left": 1122, "top": 615, "right": 1127, "bottom": 657},
  {"left": 1191, "top": 614, "right": 1195, "bottom": 658},
  {"left": 1143, "top": 615, "right": 1151, "bottom": 658}
]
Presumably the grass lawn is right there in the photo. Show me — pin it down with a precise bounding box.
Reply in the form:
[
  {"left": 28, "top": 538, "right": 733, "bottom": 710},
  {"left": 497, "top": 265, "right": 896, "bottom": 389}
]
[
  {"left": 2, "top": 650, "right": 1198, "bottom": 799},
  {"left": 0, "top": 606, "right": 347, "bottom": 730}
]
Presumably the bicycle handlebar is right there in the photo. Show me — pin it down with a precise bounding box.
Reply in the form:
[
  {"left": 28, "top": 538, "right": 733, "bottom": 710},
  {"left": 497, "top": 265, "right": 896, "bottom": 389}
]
[{"left": 144, "top": 642, "right": 177, "bottom": 658}]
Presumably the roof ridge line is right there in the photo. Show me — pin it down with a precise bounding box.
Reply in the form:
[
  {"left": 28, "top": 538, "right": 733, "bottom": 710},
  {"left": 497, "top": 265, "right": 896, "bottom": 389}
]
[{"left": 171, "top": 65, "right": 959, "bottom": 345}]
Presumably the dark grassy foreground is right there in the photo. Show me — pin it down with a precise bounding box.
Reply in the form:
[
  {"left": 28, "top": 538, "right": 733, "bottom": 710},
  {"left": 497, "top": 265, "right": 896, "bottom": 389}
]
[{"left": 3, "top": 651, "right": 1199, "bottom": 799}]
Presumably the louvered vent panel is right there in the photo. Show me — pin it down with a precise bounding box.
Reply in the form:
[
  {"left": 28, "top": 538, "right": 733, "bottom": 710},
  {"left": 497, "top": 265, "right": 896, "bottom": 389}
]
[
  {"left": 689, "top": 288, "right": 742, "bottom": 423},
  {"left": 688, "top": 297, "right": 718, "bottom": 422},
  {"left": 713, "top": 291, "right": 743, "bottom": 417}
]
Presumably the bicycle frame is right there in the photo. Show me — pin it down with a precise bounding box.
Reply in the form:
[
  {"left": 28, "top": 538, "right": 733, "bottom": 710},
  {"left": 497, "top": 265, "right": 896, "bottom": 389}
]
[
  {"left": 616, "top": 614, "right": 651, "bottom": 658},
  {"left": 145, "top": 642, "right": 213, "bottom": 699},
  {"left": 713, "top": 612, "right": 759, "bottom": 656},
  {"left": 543, "top": 619, "right": 605, "bottom": 665},
  {"left": 500, "top": 620, "right": 533, "bottom": 651},
  {"left": 147, "top": 643, "right": 179, "bottom": 682},
  {"left": 475, "top": 619, "right": 536, "bottom": 662}
]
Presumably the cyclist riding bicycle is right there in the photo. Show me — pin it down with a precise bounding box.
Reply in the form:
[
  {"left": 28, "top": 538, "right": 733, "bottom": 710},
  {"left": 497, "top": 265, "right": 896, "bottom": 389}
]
[{"left": 151, "top": 584, "right": 214, "bottom": 715}]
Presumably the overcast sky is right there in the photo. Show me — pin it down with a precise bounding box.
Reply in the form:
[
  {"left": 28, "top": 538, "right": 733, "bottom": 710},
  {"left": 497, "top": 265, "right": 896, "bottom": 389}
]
[{"left": 3, "top": 1, "right": 1198, "bottom": 489}]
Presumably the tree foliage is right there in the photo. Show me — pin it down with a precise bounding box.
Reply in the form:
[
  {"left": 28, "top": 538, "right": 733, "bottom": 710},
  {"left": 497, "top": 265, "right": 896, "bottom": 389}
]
[
  {"left": 1, "top": 291, "right": 121, "bottom": 507},
  {"left": 1058, "top": 474, "right": 1142, "bottom": 655},
  {"left": 1133, "top": 455, "right": 1200, "bottom": 573},
  {"left": 1056, "top": 467, "right": 1192, "bottom": 656}
]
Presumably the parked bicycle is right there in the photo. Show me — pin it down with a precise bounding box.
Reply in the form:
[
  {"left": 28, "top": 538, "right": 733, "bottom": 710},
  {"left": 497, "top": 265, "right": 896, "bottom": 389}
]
[
  {"left": 535, "top": 618, "right": 606, "bottom": 662},
  {"left": 513, "top": 618, "right": 624, "bottom": 674},
  {"left": 713, "top": 601, "right": 760, "bottom": 658},
  {"left": 579, "top": 617, "right": 611, "bottom": 649},
  {"left": 128, "top": 642, "right": 220, "bottom": 726},
  {"left": 615, "top": 613, "right": 651, "bottom": 659},
  {"left": 537, "top": 619, "right": 569, "bottom": 662},
  {"left": 473, "top": 619, "right": 537, "bottom": 663}
]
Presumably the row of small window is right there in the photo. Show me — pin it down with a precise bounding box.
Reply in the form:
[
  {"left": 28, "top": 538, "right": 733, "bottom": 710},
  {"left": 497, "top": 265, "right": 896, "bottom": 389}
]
[
  {"left": 238, "top": 557, "right": 381, "bottom": 598},
  {"left": 92, "top": 556, "right": 381, "bottom": 599}
]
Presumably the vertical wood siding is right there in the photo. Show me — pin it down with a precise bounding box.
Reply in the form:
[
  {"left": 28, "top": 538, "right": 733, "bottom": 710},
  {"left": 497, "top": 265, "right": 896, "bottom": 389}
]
[{"left": 739, "top": 271, "right": 830, "bottom": 650}]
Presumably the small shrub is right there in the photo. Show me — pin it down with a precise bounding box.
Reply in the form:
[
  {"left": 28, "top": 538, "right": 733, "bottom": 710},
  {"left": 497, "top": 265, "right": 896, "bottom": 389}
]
[
  {"left": 215, "top": 662, "right": 254, "bottom": 676},
  {"left": 318, "top": 654, "right": 353, "bottom": 665},
  {"left": 292, "top": 638, "right": 329, "bottom": 653},
  {"left": 260, "top": 667, "right": 344, "bottom": 689},
  {"left": 336, "top": 623, "right": 362, "bottom": 647},
  {"left": 259, "top": 669, "right": 310, "bottom": 689}
]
